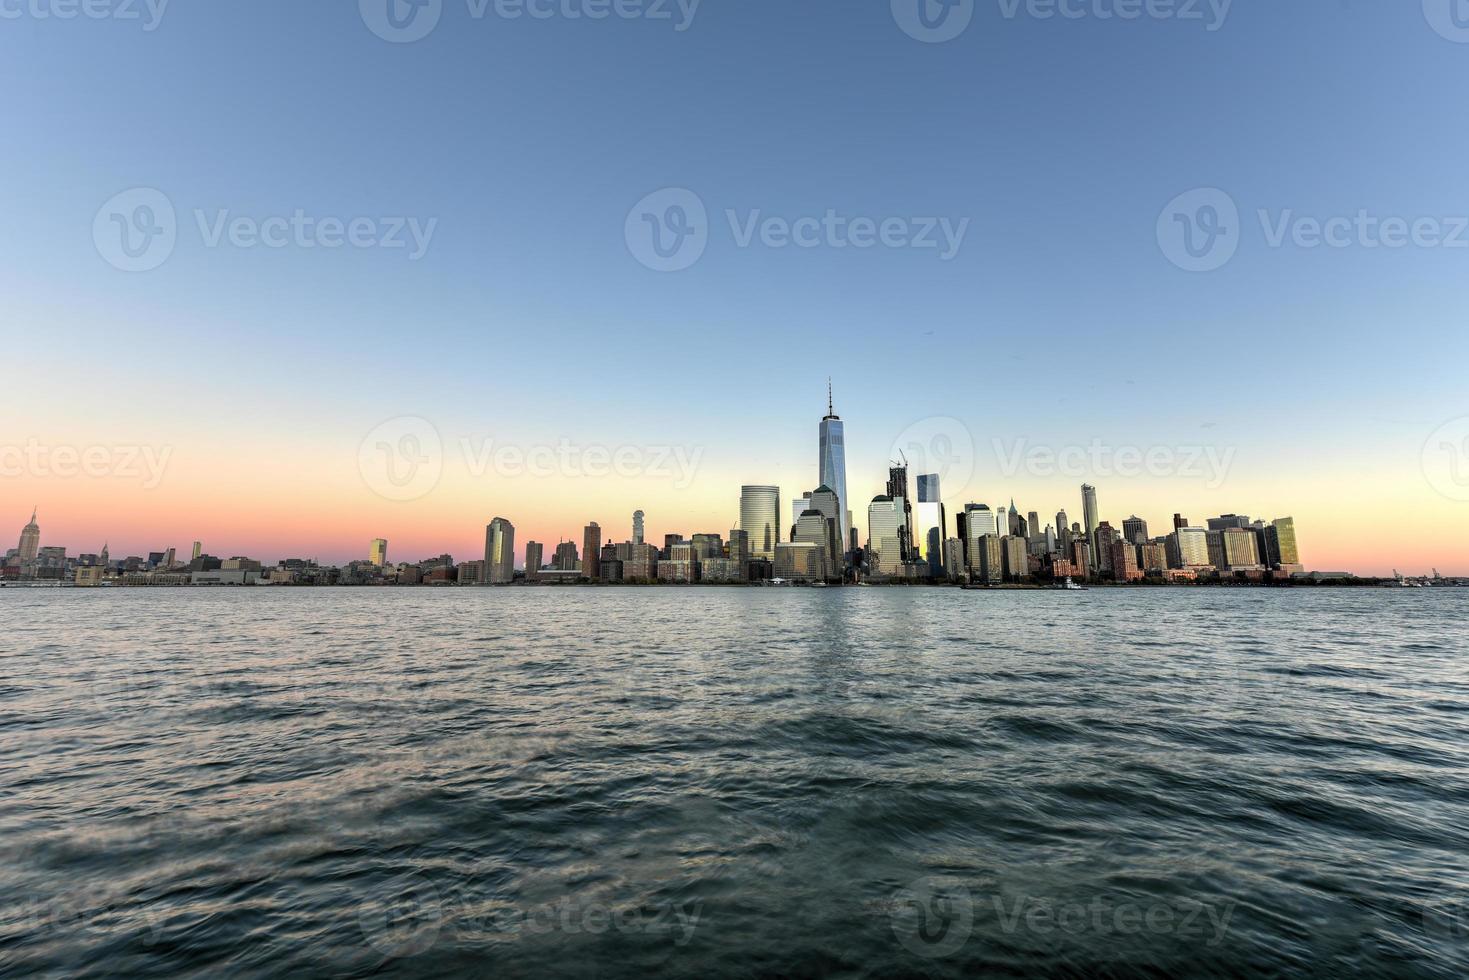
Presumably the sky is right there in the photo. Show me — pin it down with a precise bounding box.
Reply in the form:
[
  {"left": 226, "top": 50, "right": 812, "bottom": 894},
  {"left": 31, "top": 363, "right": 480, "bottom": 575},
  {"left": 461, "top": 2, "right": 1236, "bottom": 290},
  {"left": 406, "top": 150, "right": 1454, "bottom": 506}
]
[{"left": 2, "top": 0, "right": 1468, "bottom": 574}]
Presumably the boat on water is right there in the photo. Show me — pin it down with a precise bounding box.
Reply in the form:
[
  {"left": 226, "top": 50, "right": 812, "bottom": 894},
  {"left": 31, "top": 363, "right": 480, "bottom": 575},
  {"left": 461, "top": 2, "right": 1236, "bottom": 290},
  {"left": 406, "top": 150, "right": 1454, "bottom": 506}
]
[{"left": 1060, "top": 576, "right": 1088, "bottom": 591}]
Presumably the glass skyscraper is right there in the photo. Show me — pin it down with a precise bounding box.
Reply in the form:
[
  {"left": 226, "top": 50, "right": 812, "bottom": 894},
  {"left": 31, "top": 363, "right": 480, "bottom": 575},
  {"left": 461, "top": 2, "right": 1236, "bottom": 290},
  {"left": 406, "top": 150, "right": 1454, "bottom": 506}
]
[
  {"left": 818, "top": 384, "right": 849, "bottom": 565},
  {"left": 914, "top": 474, "right": 946, "bottom": 577},
  {"left": 740, "top": 485, "right": 781, "bottom": 561}
]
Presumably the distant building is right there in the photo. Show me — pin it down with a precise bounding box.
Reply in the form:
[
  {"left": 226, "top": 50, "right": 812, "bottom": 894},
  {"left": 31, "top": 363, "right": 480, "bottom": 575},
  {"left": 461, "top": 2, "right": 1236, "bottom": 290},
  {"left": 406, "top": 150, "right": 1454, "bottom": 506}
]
[
  {"left": 485, "top": 518, "right": 515, "bottom": 583},
  {"left": 915, "top": 474, "right": 946, "bottom": 578},
  {"left": 819, "top": 383, "right": 850, "bottom": 561},
  {"left": 867, "top": 496, "right": 905, "bottom": 575},
  {"left": 369, "top": 538, "right": 388, "bottom": 566},
  {"left": 740, "top": 485, "right": 781, "bottom": 561},
  {"left": 553, "top": 541, "right": 579, "bottom": 570},
  {"left": 701, "top": 558, "right": 746, "bottom": 583},
  {"left": 1081, "top": 485, "right": 1099, "bottom": 570},
  {"left": 632, "top": 510, "right": 645, "bottom": 546},
  {"left": 775, "top": 541, "right": 825, "bottom": 582},
  {"left": 1110, "top": 540, "right": 1143, "bottom": 582},
  {"left": 1122, "top": 516, "right": 1148, "bottom": 546},
  {"left": 969, "top": 534, "right": 1003, "bottom": 584},
  {"left": 1265, "top": 517, "right": 1300, "bottom": 568},
  {"left": 1001, "top": 535, "right": 1028, "bottom": 582},
  {"left": 582, "top": 522, "right": 601, "bottom": 580},
  {"left": 17, "top": 509, "right": 39, "bottom": 564},
  {"left": 1095, "top": 522, "right": 1120, "bottom": 575},
  {"left": 524, "top": 541, "right": 543, "bottom": 582}
]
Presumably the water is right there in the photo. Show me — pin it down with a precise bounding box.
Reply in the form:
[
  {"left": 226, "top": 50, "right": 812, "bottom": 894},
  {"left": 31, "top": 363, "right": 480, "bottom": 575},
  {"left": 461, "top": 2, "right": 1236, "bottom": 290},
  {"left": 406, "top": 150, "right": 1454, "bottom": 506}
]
[{"left": 2, "top": 587, "right": 1467, "bottom": 977}]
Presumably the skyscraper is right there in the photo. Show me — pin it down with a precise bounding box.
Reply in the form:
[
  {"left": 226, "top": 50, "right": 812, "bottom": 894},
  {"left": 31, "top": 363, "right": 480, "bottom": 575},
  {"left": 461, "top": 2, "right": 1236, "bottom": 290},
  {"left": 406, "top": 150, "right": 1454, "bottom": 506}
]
[
  {"left": 582, "top": 522, "right": 601, "bottom": 580},
  {"left": 740, "top": 485, "right": 781, "bottom": 561},
  {"left": 1267, "top": 517, "right": 1301, "bottom": 568},
  {"left": 818, "top": 381, "right": 849, "bottom": 562},
  {"left": 17, "top": 509, "right": 39, "bottom": 564},
  {"left": 1081, "top": 484, "right": 1099, "bottom": 570},
  {"left": 1122, "top": 517, "right": 1149, "bottom": 546},
  {"left": 192, "top": 541, "right": 202, "bottom": 562},
  {"left": 886, "top": 460, "right": 914, "bottom": 561},
  {"left": 524, "top": 541, "right": 543, "bottom": 581},
  {"left": 485, "top": 518, "right": 515, "bottom": 584},
  {"left": 867, "top": 496, "right": 905, "bottom": 575},
  {"left": 805, "top": 485, "right": 844, "bottom": 578},
  {"left": 632, "top": 510, "right": 645, "bottom": 546},
  {"left": 915, "top": 474, "right": 946, "bottom": 577},
  {"left": 369, "top": 538, "right": 388, "bottom": 566}
]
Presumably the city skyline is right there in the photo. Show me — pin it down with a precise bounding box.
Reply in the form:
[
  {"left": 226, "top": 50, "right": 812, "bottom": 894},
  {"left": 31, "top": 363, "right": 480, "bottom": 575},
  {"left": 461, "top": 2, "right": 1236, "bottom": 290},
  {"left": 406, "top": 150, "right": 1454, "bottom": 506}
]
[{"left": 7, "top": 384, "right": 1461, "bottom": 577}]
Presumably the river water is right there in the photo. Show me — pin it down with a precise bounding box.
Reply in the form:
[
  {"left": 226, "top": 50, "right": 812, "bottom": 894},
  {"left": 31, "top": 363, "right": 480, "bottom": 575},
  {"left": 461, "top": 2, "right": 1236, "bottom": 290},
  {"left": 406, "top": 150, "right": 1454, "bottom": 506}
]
[{"left": 2, "top": 587, "right": 1466, "bottom": 977}]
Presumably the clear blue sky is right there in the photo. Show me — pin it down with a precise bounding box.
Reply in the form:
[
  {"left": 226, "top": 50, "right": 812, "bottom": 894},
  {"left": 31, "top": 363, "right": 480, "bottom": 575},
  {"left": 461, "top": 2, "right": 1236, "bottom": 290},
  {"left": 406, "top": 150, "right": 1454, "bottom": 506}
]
[{"left": 3, "top": 1, "right": 1468, "bottom": 571}]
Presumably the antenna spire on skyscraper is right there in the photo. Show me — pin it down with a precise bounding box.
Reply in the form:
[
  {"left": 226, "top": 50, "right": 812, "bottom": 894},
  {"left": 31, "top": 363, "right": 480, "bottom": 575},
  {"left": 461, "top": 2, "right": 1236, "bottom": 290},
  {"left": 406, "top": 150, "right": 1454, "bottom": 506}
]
[{"left": 827, "top": 378, "right": 833, "bottom": 417}]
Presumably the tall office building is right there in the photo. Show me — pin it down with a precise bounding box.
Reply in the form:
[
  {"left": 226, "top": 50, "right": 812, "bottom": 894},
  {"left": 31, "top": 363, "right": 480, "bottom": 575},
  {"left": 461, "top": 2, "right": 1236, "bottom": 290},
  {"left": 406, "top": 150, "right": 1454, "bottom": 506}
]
[
  {"left": 1173, "top": 514, "right": 1189, "bottom": 531},
  {"left": 1208, "top": 514, "right": 1251, "bottom": 531},
  {"left": 886, "top": 461, "right": 914, "bottom": 560},
  {"left": 1122, "top": 516, "right": 1149, "bottom": 546},
  {"left": 727, "top": 528, "right": 750, "bottom": 562},
  {"left": 740, "top": 485, "right": 781, "bottom": 561},
  {"left": 804, "top": 485, "right": 844, "bottom": 578},
  {"left": 1266, "top": 517, "right": 1300, "bottom": 568},
  {"left": 867, "top": 496, "right": 906, "bottom": 575},
  {"left": 818, "top": 382, "right": 849, "bottom": 562},
  {"left": 524, "top": 541, "right": 543, "bottom": 581},
  {"left": 632, "top": 510, "right": 645, "bottom": 546},
  {"left": 485, "top": 518, "right": 515, "bottom": 584},
  {"left": 1081, "top": 485, "right": 1099, "bottom": 570},
  {"left": 369, "top": 538, "right": 388, "bottom": 566},
  {"left": 964, "top": 504, "right": 996, "bottom": 577},
  {"left": 1095, "top": 521, "right": 1120, "bottom": 575},
  {"left": 17, "top": 509, "right": 39, "bottom": 563},
  {"left": 553, "top": 540, "right": 579, "bottom": 570},
  {"left": 915, "top": 474, "right": 946, "bottom": 577},
  {"left": 1027, "top": 510, "right": 1041, "bottom": 542},
  {"left": 192, "top": 541, "right": 202, "bottom": 562},
  {"left": 1171, "top": 526, "right": 1211, "bottom": 567},
  {"left": 582, "top": 522, "right": 602, "bottom": 580}
]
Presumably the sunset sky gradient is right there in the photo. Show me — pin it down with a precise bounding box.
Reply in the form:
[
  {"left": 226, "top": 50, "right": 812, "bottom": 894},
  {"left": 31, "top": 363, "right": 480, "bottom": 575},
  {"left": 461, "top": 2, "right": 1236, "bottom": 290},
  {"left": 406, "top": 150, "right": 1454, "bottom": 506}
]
[{"left": 3, "top": 1, "right": 1467, "bottom": 574}]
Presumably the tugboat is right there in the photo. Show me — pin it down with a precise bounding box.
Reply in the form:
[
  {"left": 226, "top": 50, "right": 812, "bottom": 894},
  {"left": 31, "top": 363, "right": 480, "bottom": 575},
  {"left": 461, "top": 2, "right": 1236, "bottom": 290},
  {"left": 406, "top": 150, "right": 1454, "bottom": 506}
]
[{"left": 1060, "top": 576, "right": 1088, "bottom": 591}]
